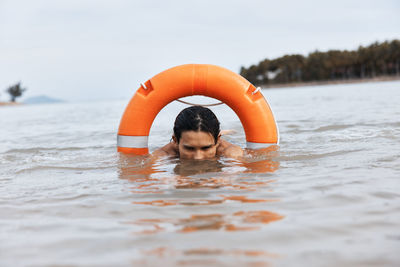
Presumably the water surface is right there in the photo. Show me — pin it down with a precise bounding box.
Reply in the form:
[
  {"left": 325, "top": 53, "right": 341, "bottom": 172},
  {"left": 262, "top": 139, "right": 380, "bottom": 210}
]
[{"left": 1, "top": 81, "right": 399, "bottom": 266}]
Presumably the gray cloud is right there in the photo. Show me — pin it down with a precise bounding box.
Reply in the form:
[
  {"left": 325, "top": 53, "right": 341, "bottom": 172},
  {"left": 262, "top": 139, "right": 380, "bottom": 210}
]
[{"left": 1, "top": 0, "right": 399, "bottom": 101}]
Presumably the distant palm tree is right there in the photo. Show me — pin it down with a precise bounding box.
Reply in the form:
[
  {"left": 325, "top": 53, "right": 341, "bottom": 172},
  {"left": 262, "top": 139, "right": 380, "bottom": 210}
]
[{"left": 6, "top": 82, "right": 26, "bottom": 102}]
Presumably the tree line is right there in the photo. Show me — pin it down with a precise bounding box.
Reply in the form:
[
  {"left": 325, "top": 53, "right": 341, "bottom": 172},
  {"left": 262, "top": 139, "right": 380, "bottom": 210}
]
[{"left": 240, "top": 40, "right": 400, "bottom": 86}]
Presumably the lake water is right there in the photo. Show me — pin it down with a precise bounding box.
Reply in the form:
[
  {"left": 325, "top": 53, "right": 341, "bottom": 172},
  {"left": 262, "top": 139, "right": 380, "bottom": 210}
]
[{"left": 1, "top": 80, "right": 399, "bottom": 267}]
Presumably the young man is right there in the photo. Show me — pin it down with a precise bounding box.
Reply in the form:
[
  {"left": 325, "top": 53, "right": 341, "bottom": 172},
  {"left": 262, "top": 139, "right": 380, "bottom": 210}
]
[{"left": 153, "top": 106, "right": 243, "bottom": 159}]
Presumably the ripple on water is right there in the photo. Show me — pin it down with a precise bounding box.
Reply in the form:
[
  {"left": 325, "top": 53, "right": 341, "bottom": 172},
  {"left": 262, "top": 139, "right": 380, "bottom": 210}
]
[{"left": 2, "top": 83, "right": 400, "bottom": 266}]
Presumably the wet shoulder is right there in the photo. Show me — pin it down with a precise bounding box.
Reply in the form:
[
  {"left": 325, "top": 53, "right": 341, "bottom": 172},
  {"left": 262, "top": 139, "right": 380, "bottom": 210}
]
[
  {"left": 152, "top": 142, "right": 178, "bottom": 157},
  {"left": 217, "top": 139, "right": 244, "bottom": 158}
]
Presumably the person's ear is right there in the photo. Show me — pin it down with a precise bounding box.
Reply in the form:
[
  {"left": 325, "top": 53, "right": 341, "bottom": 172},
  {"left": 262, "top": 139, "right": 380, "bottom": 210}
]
[
  {"left": 216, "top": 133, "right": 221, "bottom": 145},
  {"left": 172, "top": 135, "right": 177, "bottom": 144}
]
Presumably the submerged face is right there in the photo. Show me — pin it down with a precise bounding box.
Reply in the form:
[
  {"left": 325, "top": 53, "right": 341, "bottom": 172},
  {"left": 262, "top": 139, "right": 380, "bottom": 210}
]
[{"left": 175, "top": 130, "right": 218, "bottom": 160}]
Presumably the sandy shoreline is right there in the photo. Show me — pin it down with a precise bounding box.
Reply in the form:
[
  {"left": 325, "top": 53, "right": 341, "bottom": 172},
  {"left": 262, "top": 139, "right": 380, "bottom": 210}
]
[
  {"left": 261, "top": 75, "right": 400, "bottom": 89},
  {"left": 0, "top": 102, "right": 22, "bottom": 106}
]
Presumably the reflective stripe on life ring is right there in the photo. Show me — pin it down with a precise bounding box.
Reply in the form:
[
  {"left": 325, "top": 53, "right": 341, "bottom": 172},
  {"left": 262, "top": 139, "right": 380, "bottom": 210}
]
[
  {"left": 117, "top": 135, "right": 148, "bottom": 148},
  {"left": 117, "top": 64, "right": 279, "bottom": 155}
]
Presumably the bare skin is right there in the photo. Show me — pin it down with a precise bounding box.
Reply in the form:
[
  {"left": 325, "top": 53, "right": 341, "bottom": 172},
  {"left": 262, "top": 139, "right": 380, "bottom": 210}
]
[{"left": 152, "top": 130, "right": 243, "bottom": 159}]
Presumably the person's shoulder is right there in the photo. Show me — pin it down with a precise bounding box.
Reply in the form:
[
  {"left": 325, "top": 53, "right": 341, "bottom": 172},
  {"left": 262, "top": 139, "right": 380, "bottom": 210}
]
[
  {"left": 152, "top": 142, "right": 178, "bottom": 157},
  {"left": 223, "top": 144, "right": 243, "bottom": 158},
  {"left": 217, "top": 139, "right": 244, "bottom": 158}
]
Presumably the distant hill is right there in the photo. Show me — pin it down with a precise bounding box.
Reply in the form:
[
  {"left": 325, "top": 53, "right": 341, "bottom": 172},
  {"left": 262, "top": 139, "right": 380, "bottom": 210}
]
[{"left": 24, "top": 95, "right": 65, "bottom": 104}]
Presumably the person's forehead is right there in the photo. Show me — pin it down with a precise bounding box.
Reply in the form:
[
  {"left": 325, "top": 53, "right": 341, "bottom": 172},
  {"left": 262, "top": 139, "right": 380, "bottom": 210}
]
[{"left": 180, "top": 131, "right": 214, "bottom": 145}]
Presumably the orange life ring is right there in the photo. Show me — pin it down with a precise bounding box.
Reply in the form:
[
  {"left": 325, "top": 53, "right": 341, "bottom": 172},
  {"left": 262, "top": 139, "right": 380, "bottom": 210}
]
[{"left": 117, "top": 64, "right": 279, "bottom": 155}]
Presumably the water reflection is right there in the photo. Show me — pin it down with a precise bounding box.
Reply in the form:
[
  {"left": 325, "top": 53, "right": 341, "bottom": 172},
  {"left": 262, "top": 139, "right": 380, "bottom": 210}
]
[
  {"left": 117, "top": 149, "right": 282, "bottom": 204},
  {"left": 133, "top": 195, "right": 277, "bottom": 206},
  {"left": 118, "top": 155, "right": 279, "bottom": 192},
  {"left": 118, "top": 146, "right": 280, "bottom": 181},
  {"left": 118, "top": 148, "right": 281, "bottom": 194},
  {"left": 129, "top": 210, "right": 284, "bottom": 234},
  {"left": 118, "top": 154, "right": 168, "bottom": 178},
  {"left": 133, "top": 247, "right": 277, "bottom": 267},
  {"left": 238, "top": 158, "right": 279, "bottom": 174},
  {"left": 118, "top": 149, "right": 283, "bottom": 264},
  {"left": 173, "top": 159, "right": 224, "bottom": 176}
]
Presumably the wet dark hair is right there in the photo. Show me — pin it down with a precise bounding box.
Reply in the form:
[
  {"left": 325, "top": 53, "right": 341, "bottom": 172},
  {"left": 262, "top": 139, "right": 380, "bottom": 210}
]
[{"left": 173, "top": 106, "right": 220, "bottom": 144}]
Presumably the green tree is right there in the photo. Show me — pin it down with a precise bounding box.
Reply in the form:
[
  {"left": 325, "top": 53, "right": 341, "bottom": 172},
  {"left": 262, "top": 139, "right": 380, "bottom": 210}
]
[
  {"left": 240, "top": 39, "right": 400, "bottom": 85},
  {"left": 6, "top": 82, "right": 27, "bottom": 102}
]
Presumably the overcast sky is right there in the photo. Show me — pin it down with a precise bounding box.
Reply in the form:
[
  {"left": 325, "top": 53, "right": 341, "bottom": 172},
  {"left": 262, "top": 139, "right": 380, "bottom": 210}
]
[{"left": 1, "top": 0, "right": 399, "bottom": 102}]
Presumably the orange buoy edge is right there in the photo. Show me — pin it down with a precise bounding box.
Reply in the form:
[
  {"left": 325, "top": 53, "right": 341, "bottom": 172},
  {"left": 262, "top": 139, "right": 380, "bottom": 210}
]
[{"left": 117, "top": 64, "right": 279, "bottom": 154}]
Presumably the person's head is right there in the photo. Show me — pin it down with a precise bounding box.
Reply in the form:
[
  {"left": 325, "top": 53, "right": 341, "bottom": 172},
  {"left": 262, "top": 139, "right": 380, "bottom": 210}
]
[{"left": 173, "top": 106, "right": 220, "bottom": 160}]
